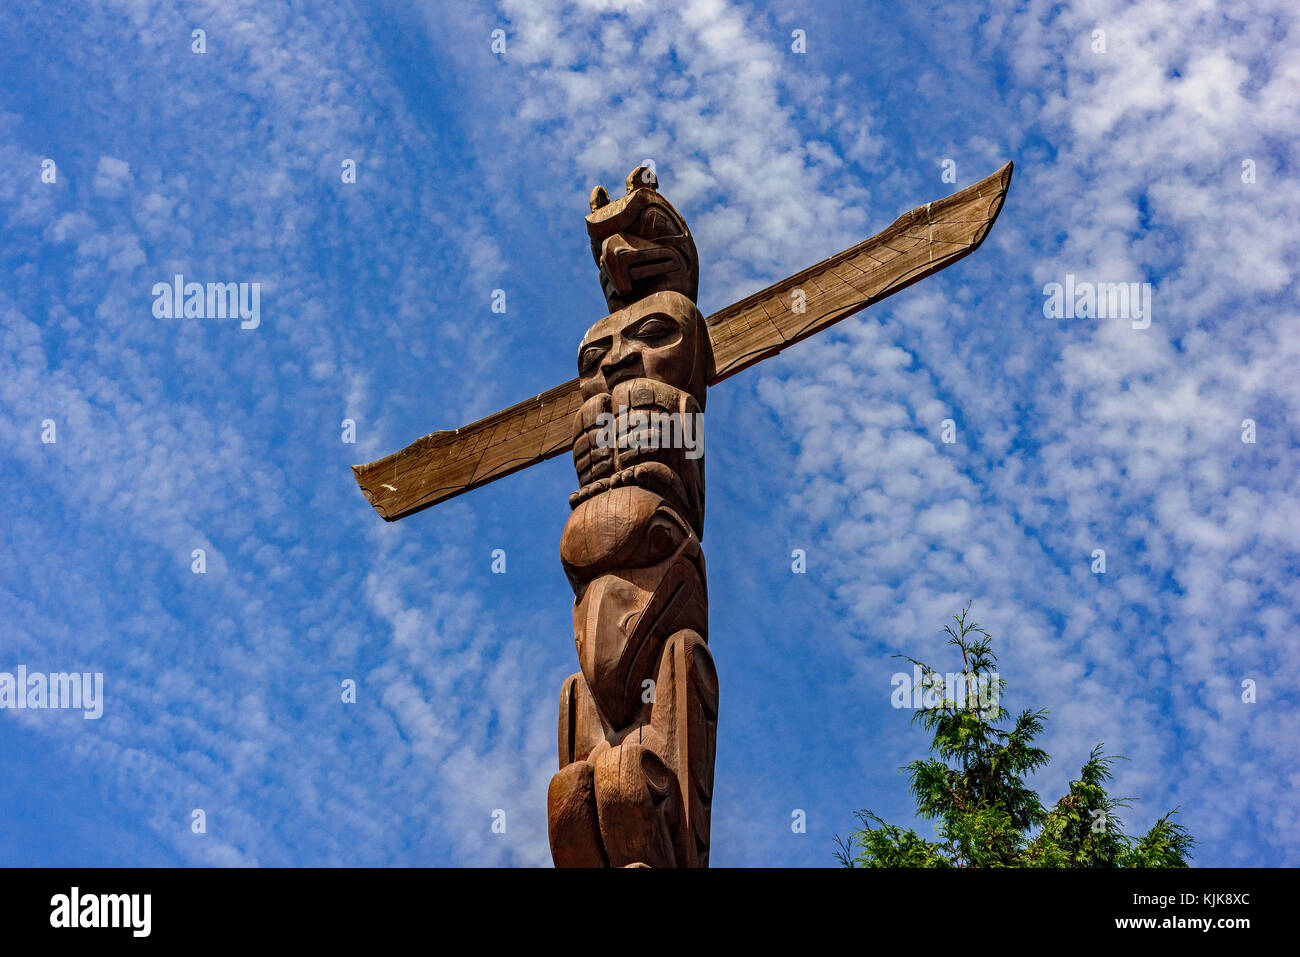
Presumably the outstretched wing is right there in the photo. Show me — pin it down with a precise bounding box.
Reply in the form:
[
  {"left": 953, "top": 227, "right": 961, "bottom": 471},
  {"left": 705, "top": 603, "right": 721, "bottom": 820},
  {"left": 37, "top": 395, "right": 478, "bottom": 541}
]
[
  {"left": 352, "top": 378, "right": 582, "bottom": 521},
  {"left": 704, "top": 161, "right": 1013, "bottom": 380},
  {"left": 353, "top": 161, "right": 1013, "bottom": 521}
]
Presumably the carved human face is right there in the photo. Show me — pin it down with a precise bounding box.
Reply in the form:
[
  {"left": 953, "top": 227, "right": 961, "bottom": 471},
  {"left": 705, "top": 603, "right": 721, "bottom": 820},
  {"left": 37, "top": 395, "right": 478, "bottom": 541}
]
[
  {"left": 576, "top": 291, "right": 712, "bottom": 408},
  {"left": 586, "top": 187, "right": 699, "bottom": 312}
]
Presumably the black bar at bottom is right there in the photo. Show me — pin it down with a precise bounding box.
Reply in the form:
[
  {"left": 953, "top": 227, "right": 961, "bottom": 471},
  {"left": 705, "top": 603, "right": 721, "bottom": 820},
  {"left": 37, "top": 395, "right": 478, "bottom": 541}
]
[{"left": 0, "top": 866, "right": 1286, "bottom": 943}]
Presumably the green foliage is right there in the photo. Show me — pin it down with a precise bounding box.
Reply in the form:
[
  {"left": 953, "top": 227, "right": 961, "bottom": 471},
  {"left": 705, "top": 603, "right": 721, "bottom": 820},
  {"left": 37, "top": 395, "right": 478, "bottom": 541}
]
[{"left": 835, "top": 604, "right": 1194, "bottom": 868}]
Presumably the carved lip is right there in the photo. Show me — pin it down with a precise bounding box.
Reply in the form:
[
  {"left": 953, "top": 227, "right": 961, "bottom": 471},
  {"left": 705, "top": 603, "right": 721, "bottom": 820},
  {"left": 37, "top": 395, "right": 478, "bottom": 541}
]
[
  {"left": 602, "top": 246, "right": 687, "bottom": 301},
  {"left": 627, "top": 255, "right": 676, "bottom": 281}
]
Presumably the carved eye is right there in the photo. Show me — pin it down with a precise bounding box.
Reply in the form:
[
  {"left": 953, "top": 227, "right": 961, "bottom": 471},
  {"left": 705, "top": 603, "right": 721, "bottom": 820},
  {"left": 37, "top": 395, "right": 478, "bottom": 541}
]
[
  {"left": 629, "top": 316, "right": 678, "bottom": 343},
  {"left": 579, "top": 344, "right": 606, "bottom": 374},
  {"left": 636, "top": 207, "right": 680, "bottom": 240}
]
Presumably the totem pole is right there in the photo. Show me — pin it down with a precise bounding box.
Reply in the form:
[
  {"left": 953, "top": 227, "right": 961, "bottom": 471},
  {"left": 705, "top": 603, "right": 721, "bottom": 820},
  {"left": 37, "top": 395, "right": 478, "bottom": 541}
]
[
  {"left": 548, "top": 167, "right": 716, "bottom": 867},
  {"left": 351, "top": 160, "right": 1013, "bottom": 867}
]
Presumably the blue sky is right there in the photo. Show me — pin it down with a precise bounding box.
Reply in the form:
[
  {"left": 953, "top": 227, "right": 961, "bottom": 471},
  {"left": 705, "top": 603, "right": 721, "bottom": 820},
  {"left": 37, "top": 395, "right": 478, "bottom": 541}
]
[{"left": 0, "top": 0, "right": 1296, "bottom": 866}]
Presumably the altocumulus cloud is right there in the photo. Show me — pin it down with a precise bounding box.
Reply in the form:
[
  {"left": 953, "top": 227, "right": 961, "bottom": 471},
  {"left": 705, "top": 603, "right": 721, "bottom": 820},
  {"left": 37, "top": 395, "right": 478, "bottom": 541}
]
[{"left": 0, "top": 0, "right": 1294, "bottom": 867}]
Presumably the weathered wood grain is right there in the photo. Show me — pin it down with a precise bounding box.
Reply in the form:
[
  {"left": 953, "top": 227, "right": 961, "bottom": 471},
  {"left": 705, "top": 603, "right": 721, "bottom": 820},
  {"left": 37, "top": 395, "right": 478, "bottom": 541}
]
[{"left": 352, "top": 378, "right": 582, "bottom": 520}]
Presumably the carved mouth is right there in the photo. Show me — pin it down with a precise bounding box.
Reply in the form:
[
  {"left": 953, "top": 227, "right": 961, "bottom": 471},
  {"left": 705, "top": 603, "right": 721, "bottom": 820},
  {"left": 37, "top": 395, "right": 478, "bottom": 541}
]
[
  {"left": 601, "top": 248, "right": 683, "bottom": 302},
  {"left": 627, "top": 256, "right": 675, "bottom": 281}
]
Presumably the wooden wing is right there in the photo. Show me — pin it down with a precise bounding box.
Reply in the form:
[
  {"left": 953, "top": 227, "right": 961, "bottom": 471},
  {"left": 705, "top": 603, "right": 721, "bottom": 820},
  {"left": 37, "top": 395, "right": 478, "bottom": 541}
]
[
  {"left": 704, "top": 161, "right": 1013, "bottom": 380},
  {"left": 352, "top": 378, "right": 583, "bottom": 521},
  {"left": 353, "top": 161, "right": 1013, "bottom": 521}
]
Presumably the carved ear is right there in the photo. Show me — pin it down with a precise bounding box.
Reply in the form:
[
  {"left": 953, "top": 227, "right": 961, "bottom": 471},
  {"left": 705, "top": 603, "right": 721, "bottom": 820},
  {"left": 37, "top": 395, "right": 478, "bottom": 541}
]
[
  {"left": 589, "top": 185, "right": 610, "bottom": 212},
  {"left": 625, "top": 165, "right": 658, "bottom": 193}
]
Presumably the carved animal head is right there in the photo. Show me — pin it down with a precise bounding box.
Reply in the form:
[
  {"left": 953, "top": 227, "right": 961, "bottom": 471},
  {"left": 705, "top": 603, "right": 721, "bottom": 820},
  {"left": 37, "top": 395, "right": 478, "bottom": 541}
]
[{"left": 586, "top": 166, "right": 699, "bottom": 312}]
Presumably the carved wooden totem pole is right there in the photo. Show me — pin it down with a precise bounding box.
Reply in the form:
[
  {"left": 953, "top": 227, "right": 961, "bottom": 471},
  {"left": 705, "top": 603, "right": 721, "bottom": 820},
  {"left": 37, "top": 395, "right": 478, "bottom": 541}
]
[
  {"left": 550, "top": 168, "right": 716, "bottom": 867},
  {"left": 352, "top": 161, "right": 1013, "bottom": 867}
]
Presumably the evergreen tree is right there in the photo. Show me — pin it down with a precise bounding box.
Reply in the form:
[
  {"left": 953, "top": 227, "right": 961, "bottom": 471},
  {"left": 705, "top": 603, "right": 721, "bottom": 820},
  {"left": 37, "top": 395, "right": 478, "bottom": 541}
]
[{"left": 835, "top": 604, "right": 1194, "bottom": 868}]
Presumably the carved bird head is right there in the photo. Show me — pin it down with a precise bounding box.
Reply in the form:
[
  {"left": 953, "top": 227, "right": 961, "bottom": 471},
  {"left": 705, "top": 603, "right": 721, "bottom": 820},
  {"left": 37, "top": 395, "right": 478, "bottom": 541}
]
[{"left": 585, "top": 166, "right": 699, "bottom": 312}]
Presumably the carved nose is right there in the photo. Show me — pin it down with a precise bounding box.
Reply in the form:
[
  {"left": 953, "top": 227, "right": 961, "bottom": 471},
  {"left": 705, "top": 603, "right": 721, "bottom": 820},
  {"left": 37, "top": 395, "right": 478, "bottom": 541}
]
[{"left": 601, "top": 344, "right": 642, "bottom": 386}]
